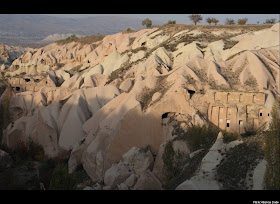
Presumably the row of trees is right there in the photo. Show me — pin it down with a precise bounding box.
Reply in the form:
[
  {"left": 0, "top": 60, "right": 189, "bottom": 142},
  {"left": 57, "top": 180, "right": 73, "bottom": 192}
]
[{"left": 141, "top": 15, "right": 278, "bottom": 28}]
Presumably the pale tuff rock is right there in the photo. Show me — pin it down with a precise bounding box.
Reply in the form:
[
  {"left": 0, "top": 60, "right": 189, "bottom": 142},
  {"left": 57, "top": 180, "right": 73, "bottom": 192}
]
[
  {"left": 1, "top": 23, "right": 279, "bottom": 190},
  {"left": 151, "top": 92, "right": 161, "bottom": 102},
  {"left": 81, "top": 73, "right": 107, "bottom": 88},
  {"left": 121, "top": 146, "right": 154, "bottom": 176},
  {"left": 124, "top": 174, "right": 139, "bottom": 187},
  {"left": 0, "top": 64, "right": 5, "bottom": 71},
  {"left": 130, "top": 50, "right": 146, "bottom": 63},
  {"left": 133, "top": 170, "right": 162, "bottom": 190},
  {"left": 173, "top": 41, "right": 204, "bottom": 67},
  {"left": 117, "top": 183, "right": 129, "bottom": 190},
  {"left": 119, "top": 78, "right": 134, "bottom": 93},
  {"left": 104, "top": 162, "right": 133, "bottom": 188},
  {"left": 222, "top": 23, "right": 280, "bottom": 61}
]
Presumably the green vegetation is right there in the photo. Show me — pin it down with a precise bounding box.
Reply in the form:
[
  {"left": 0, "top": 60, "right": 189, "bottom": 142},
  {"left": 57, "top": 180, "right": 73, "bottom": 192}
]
[
  {"left": 142, "top": 18, "right": 152, "bottom": 28},
  {"left": 138, "top": 75, "right": 169, "bottom": 111},
  {"left": 167, "top": 20, "right": 176, "bottom": 25},
  {"left": 173, "top": 123, "right": 219, "bottom": 153},
  {"left": 49, "top": 163, "right": 76, "bottom": 190},
  {"left": 244, "top": 75, "right": 258, "bottom": 89},
  {"left": 162, "top": 141, "right": 189, "bottom": 184},
  {"left": 164, "top": 123, "right": 219, "bottom": 189},
  {"left": 263, "top": 97, "right": 280, "bottom": 190},
  {"left": 216, "top": 140, "right": 264, "bottom": 190},
  {"left": 222, "top": 130, "right": 241, "bottom": 143},
  {"left": 0, "top": 140, "right": 47, "bottom": 190}
]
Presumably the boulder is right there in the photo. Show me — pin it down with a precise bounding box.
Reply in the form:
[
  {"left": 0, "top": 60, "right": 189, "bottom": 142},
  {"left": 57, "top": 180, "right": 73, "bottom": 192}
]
[
  {"left": 92, "top": 183, "right": 103, "bottom": 190},
  {"left": 124, "top": 174, "right": 139, "bottom": 187},
  {"left": 117, "top": 183, "right": 129, "bottom": 190},
  {"left": 119, "top": 78, "right": 133, "bottom": 92},
  {"left": 104, "top": 162, "right": 133, "bottom": 188},
  {"left": 121, "top": 146, "right": 154, "bottom": 176},
  {"left": 133, "top": 170, "right": 162, "bottom": 190}
]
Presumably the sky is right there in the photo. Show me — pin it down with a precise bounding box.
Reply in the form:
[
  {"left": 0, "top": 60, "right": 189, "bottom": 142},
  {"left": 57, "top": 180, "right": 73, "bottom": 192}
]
[{"left": 42, "top": 14, "right": 279, "bottom": 24}]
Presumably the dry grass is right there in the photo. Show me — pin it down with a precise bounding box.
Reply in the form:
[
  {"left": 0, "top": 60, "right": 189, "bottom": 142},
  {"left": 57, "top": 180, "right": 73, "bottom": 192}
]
[{"left": 56, "top": 35, "right": 106, "bottom": 46}]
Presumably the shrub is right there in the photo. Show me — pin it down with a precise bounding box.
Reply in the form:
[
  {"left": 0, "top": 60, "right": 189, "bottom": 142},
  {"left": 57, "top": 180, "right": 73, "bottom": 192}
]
[
  {"left": 49, "top": 163, "right": 76, "bottom": 190},
  {"left": 167, "top": 20, "right": 176, "bottom": 25},
  {"left": 223, "top": 39, "right": 238, "bottom": 50},
  {"left": 217, "top": 141, "right": 264, "bottom": 190},
  {"left": 162, "top": 141, "right": 188, "bottom": 184},
  {"left": 237, "top": 18, "right": 248, "bottom": 25},
  {"left": 222, "top": 130, "right": 240, "bottom": 143},
  {"left": 173, "top": 123, "right": 219, "bottom": 152},
  {"left": 264, "top": 18, "right": 276, "bottom": 24},
  {"left": 244, "top": 75, "right": 258, "bottom": 89},
  {"left": 225, "top": 18, "right": 235, "bottom": 25}
]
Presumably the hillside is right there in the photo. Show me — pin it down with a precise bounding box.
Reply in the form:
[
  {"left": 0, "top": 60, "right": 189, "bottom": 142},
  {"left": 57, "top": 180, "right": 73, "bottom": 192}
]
[{"left": 0, "top": 23, "right": 279, "bottom": 190}]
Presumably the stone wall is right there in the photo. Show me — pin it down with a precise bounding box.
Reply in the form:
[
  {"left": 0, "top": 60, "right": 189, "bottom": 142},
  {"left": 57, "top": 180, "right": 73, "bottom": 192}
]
[
  {"left": 7, "top": 75, "right": 56, "bottom": 93},
  {"left": 204, "top": 90, "right": 269, "bottom": 133}
]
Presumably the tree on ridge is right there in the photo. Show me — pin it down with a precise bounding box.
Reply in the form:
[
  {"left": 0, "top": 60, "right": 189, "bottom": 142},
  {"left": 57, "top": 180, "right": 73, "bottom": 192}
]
[
  {"left": 142, "top": 18, "right": 152, "bottom": 28},
  {"left": 189, "top": 14, "right": 203, "bottom": 25}
]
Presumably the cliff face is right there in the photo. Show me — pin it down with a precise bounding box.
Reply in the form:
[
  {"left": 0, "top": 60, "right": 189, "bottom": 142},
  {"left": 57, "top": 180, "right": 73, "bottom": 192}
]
[{"left": 0, "top": 23, "right": 279, "bottom": 190}]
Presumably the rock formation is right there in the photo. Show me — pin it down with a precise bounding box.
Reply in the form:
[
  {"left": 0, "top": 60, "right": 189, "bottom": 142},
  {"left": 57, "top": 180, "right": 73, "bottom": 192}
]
[{"left": 0, "top": 23, "right": 279, "bottom": 190}]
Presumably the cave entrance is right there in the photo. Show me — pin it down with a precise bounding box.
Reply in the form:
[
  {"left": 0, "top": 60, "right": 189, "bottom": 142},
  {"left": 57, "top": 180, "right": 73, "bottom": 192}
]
[
  {"left": 161, "top": 112, "right": 169, "bottom": 119},
  {"left": 16, "top": 87, "right": 20, "bottom": 92},
  {"left": 187, "top": 90, "right": 196, "bottom": 99},
  {"left": 24, "top": 78, "right": 30, "bottom": 82}
]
